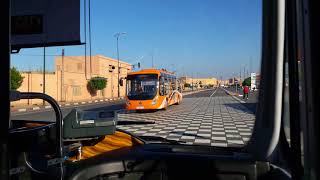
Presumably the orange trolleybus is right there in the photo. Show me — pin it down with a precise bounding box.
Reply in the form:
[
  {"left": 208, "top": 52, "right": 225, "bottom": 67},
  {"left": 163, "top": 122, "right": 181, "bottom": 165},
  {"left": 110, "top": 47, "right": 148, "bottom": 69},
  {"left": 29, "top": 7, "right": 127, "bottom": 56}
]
[{"left": 125, "top": 69, "right": 183, "bottom": 110}]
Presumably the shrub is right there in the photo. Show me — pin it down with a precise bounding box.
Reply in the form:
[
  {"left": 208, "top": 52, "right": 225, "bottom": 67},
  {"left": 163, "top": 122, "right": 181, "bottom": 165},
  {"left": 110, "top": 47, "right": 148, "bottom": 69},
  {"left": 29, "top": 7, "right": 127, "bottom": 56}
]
[
  {"left": 11, "top": 67, "right": 24, "bottom": 90},
  {"left": 88, "top": 77, "right": 107, "bottom": 91},
  {"left": 184, "top": 83, "right": 191, "bottom": 88},
  {"left": 242, "top": 77, "right": 251, "bottom": 86}
]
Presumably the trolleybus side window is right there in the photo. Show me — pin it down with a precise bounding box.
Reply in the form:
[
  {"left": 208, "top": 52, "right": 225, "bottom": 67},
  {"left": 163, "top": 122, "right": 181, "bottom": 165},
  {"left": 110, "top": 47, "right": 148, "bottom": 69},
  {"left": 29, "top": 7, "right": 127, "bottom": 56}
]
[
  {"left": 160, "top": 76, "right": 165, "bottom": 96},
  {"left": 172, "top": 77, "right": 177, "bottom": 91},
  {"left": 160, "top": 74, "right": 170, "bottom": 96}
]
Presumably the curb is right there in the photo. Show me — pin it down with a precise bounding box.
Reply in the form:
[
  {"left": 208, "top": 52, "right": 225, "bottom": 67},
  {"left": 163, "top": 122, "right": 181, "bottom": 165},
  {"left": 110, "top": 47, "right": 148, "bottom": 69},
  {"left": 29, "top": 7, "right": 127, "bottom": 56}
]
[{"left": 12, "top": 97, "right": 124, "bottom": 113}]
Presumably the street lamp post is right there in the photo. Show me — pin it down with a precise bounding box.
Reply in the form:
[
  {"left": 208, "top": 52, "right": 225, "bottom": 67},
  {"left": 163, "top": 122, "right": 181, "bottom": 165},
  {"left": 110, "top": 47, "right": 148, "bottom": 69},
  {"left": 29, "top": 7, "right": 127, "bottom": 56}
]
[{"left": 114, "top": 32, "right": 126, "bottom": 98}]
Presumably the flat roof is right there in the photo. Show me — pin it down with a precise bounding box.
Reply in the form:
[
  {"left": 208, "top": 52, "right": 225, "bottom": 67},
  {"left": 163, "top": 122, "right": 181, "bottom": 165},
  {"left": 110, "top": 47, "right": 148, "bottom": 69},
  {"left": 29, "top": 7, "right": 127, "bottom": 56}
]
[{"left": 128, "top": 68, "right": 175, "bottom": 76}]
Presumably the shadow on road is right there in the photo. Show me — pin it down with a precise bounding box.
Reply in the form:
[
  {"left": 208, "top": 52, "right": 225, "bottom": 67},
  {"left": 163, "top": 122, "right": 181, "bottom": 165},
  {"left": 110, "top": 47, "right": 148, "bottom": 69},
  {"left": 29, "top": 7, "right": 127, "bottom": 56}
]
[{"left": 224, "top": 103, "right": 257, "bottom": 115}]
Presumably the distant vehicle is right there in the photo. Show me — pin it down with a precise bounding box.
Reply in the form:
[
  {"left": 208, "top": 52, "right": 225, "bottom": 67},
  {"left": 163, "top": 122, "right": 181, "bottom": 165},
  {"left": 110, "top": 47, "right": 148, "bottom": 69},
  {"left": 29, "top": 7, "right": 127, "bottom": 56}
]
[{"left": 125, "top": 69, "right": 182, "bottom": 110}]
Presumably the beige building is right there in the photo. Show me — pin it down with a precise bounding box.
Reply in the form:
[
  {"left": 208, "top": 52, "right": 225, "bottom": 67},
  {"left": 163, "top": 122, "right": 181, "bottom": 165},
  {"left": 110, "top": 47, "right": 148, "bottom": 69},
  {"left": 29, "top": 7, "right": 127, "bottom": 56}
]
[
  {"left": 12, "top": 55, "right": 132, "bottom": 106},
  {"left": 219, "top": 80, "right": 231, "bottom": 86},
  {"left": 179, "top": 76, "right": 218, "bottom": 88}
]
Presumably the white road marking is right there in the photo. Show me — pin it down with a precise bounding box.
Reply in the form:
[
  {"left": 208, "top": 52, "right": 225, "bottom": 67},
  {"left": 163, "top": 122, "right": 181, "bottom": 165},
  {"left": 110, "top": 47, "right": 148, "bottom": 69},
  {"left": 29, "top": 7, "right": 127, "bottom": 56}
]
[{"left": 210, "top": 88, "right": 218, "bottom": 97}]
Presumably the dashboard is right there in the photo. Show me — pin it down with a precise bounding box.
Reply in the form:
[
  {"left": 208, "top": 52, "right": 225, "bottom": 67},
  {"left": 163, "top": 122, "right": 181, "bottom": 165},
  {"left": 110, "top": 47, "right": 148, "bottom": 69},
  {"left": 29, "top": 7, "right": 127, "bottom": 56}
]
[{"left": 66, "top": 144, "right": 272, "bottom": 180}]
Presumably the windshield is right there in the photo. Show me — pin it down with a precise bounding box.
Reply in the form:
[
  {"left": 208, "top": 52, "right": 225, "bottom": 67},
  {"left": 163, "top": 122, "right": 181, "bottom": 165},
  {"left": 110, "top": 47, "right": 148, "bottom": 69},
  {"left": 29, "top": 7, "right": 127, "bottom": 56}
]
[
  {"left": 127, "top": 74, "right": 158, "bottom": 100},
  {"left": 10, "top": 0, "right": 262, "bottom": 149}
]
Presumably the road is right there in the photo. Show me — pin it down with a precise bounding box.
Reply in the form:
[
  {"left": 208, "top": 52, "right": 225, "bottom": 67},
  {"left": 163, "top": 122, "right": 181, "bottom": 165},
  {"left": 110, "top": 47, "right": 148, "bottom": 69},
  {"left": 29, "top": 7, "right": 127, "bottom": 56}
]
[
  {"left": 11, "top": 100, "right": 125, "bottom": 121},
  {"left": 11, "top": 88, "right": 256, "bottom": 147}
]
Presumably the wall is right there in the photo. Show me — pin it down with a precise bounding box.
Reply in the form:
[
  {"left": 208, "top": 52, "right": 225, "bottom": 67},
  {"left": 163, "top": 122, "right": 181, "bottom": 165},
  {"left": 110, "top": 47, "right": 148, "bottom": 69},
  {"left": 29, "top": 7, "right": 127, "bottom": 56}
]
[
  {"left": 12, "top": 55, "right": 131, "bottom": 106},
  {"left": 11, "top": 72, "right": 58, "bottom": 105},
  {"left": 54, "top": 55, "right": 131, "bottom": 102}
]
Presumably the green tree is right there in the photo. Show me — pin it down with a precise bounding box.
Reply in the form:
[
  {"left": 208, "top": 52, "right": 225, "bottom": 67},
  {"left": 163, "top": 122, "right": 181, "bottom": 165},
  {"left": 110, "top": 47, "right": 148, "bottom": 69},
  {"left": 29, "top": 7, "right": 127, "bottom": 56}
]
[
  {"left": 199, "top": 81, "right": 203, "bottom": 88},
  {"left": 242, "top": 77, "right": 251, "bottom": 86},
  {"left": 88, "top": 77, "right": 107, "bottom": 91},
  {"left": 11, "top": 67, "right": 24, "bottom": 90},
  {"left": 184, "top": 83, "right": 191, "bottom": 88}
]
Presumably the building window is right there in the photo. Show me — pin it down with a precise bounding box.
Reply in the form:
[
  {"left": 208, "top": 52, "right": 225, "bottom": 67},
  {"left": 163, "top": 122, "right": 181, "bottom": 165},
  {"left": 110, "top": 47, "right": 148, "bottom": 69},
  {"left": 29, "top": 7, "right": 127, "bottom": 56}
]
[{"left": 72, "top": 86, "right": 81, "bottom": 96}]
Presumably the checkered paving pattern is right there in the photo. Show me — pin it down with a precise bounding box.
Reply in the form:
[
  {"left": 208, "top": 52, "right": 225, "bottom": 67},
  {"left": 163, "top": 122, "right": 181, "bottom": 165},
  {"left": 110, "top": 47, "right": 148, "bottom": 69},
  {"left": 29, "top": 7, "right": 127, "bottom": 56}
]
[{"left": 117, "top": 95, "right": 255, "bottom": 147}]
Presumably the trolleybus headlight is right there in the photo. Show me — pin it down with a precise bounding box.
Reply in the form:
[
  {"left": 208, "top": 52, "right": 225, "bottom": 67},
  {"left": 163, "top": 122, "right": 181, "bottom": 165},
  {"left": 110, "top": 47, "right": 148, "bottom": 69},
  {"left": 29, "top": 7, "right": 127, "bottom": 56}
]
[{"left": 151, "top": 96, "right": 158, "bottom": 105}]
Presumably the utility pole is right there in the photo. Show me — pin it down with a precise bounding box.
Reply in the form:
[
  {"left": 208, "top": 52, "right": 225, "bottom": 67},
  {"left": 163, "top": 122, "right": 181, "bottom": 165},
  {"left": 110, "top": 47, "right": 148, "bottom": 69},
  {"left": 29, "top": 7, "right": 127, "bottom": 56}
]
[
  {"left": 191, "top": 72, "right": 194, "bottom": 91},
  {"left": 114, "top": 32, "right": 126, "bottom": 98},
  {"left": 235, "top": 77, "right": 238, "bottom": 93},
  {"left": 117, "top": 37, "right": 120, "bottom": 98},
  {"left": 240, "top": 68, "right": 242, "bottom": 85},
  {"left": 28, "top": 72, "right": 30, "bottom": 104},
  {"left": 43, "top": 45, "right": 46, "bottom": 105},
  {"left": 250, "top": 57, "right": 252, "bottom": 75},
  {"left": 61, "top": 49, "right": 64, "bottom": 101}
]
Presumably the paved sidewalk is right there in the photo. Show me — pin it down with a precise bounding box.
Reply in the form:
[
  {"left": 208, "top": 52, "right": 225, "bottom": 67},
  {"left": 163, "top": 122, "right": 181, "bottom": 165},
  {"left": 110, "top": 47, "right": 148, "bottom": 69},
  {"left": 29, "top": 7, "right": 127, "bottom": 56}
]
[
  {"left": 222, "top": 88, "right": 246, "bottom": 103},
  {"left": 222, "top": 88, "right": 258, "bottom": 113}
]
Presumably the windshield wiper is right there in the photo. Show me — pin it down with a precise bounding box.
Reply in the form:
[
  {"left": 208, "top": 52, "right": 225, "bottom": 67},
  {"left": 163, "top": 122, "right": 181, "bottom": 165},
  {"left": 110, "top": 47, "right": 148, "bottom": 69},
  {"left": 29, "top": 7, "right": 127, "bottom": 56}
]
[
  {"left": 117, "top": 120, "right": 155, "bottom": 125},
  {"left": 138, "top": 136, "right": 186, "bottom": 145}
]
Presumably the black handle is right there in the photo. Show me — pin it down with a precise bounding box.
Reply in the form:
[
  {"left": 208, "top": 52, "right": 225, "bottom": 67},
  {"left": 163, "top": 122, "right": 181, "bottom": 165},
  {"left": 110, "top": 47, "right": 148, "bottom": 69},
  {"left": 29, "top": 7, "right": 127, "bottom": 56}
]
[{"left": 11, "top": 91, "right": 64, "bottom": 179}]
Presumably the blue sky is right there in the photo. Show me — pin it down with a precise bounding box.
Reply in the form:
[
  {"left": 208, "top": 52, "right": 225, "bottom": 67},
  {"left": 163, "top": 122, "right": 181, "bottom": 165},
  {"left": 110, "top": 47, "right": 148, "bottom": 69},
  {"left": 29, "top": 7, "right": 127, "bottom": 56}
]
[{"left": 11, "top": 0, "right": 262, "bottom": 79}]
